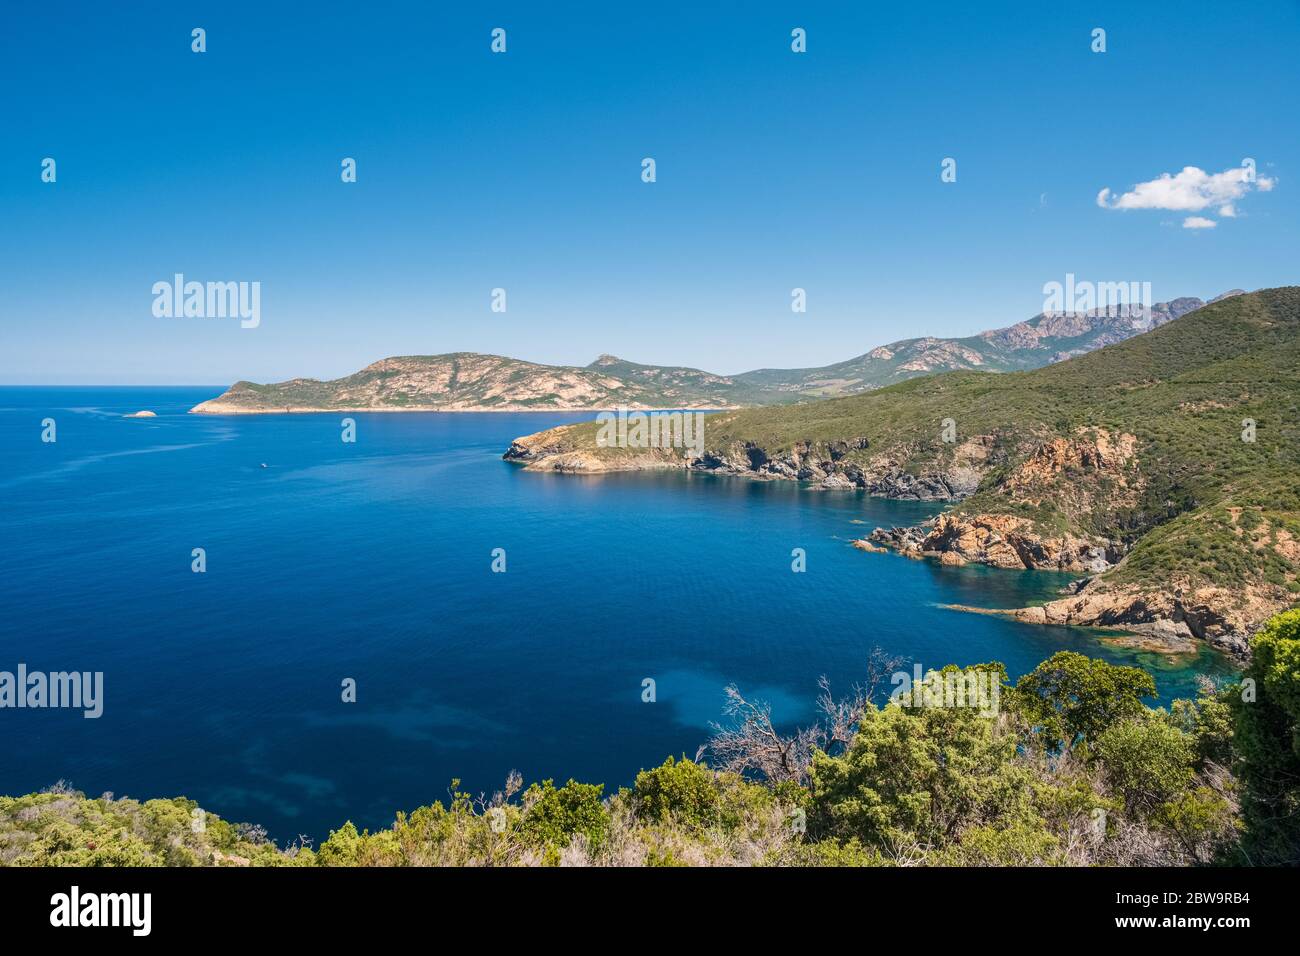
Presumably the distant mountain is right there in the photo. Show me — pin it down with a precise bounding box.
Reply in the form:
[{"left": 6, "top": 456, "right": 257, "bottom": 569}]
[
  {"left": 733, "top": 295, "right": 1235, "bottom": 398},
  {"left": 190, "top": 293, "right": 1241, "bottom": 413}
]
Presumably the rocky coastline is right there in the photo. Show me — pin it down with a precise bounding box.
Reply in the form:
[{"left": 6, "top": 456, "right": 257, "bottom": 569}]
[{"left": 504, "top": 423, "right": 1269, "bottom": 662}]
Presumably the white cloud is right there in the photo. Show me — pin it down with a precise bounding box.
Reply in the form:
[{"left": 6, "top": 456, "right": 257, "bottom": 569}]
[
  {"left": 1218, "top": 204, "right": 1237, "bottom": 217},
  {"left": 1183, "top": 216, "right": 1217, "bottom": 229},
  {"left": 1097, "top": 164, "right": 1275, "bottom": 213}
]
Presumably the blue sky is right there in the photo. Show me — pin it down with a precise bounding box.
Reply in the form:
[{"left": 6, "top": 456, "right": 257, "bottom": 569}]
[{"left": 1, "top": 0, "right": 1296, "bottom": 384}]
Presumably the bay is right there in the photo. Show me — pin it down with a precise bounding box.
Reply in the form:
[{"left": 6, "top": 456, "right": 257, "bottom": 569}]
[{"left": 0, "top": 387, "right": 1233, "bottom": 841}]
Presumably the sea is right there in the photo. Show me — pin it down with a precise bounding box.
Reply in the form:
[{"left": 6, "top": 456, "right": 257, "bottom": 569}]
[{"left": 0, "top": 386, "right": 1234, "bottom": 841}]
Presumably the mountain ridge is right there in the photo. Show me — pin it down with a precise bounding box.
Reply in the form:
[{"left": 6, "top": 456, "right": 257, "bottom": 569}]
[{"left": 189, "top": 292, "right": 1241, "bottom": 414}]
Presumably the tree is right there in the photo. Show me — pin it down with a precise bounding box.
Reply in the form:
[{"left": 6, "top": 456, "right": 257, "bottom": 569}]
[
  {"left": 1232, "top": 608, "right": 1300, "bottom": 864},
  {"left": 808, "top": 668, "right": 1034, "bottom": 856},
  {"left": 630, "top": 757, "right": 721, "bottom": 828},
  {"left": 518, "top": 779, "right": 609, "bottom": 854},
  {"left": 1011, "top": 651, "right": 1155, "bottom": 750},
  {"left": 1094, "top": 715, "right": 1195, "bottom": 815}
]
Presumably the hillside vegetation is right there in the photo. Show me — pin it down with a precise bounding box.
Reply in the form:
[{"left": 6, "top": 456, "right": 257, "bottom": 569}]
[
  {"left": 506, "top": 288, "right": 1300, "bottom": 655},
  {"left": 5, "top": 617, "right": 1299, "bottom": 867}
]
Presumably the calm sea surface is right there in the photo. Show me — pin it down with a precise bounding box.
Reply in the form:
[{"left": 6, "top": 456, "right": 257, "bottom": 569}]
[{"left": 0, "top": 387, "right": 1233, "bottom": 840}]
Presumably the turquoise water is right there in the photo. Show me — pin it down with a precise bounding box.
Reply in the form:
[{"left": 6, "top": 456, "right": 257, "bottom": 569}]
[{"left": 0, "top": 387, "right": 1232, "bottom": 840}]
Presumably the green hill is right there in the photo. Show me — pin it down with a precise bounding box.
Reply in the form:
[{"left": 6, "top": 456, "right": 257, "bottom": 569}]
[{"left": 505, "top": 288, "right": 1300, "bottom": 656}]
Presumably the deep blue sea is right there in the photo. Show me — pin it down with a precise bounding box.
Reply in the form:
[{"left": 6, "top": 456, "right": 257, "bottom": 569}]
[{"left": 0, "top": 387, "right": 1233, "bottom": 841}]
